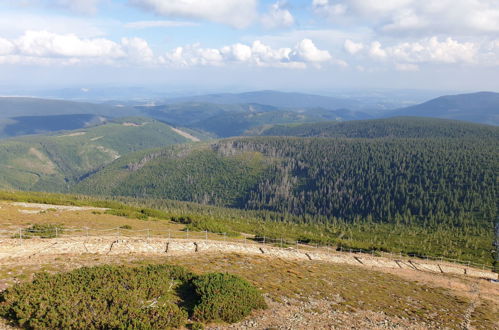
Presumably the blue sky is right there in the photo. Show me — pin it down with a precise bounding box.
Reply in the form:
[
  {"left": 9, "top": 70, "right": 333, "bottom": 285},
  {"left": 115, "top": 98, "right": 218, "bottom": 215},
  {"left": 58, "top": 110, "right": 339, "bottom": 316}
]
[{"left": 0, "top": 0, "right": 498, "bottom": 92}]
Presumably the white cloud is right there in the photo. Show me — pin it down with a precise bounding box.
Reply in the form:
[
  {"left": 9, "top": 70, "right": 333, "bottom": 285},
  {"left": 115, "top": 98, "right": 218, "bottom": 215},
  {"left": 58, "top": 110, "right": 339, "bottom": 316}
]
[
  {"left": 121, "top": 37, "right": 154, "bottom": 63},
  {"left": 129, "top": 0, "right": 258, "bottom": 28},
  {"left": 0, "top": 38, "right": 14, "bottom": 55},
  {"left": 344, "top": 39, "right": 363, "bottom": 54},
  {"left": 0, "top": 30, "right": 338, "bottom": 69},
  {"left": 0, "top": 31, "right": 159, "bottom": 66},
  {"left": 312, "top": 0, "right": 347, "bottom": 17},
  {"left": 222, "top": 43, "right": 253, "bottom": 62},
  {"left": 291, "top": 39, "right": 331, "bottom": 63},
  {"left": 361, "top": 37, "right": 478, "bottom": 66},
  {"left": 313, "top": 0, "right": 499, "bottom": 36},
  {"left": 261, "top": 1, "right": 295, "bottom": 29},
  {"left": 124, "top": 20, "right": 199, "bottom": 29},
  {"left": 15, "top": 30, "right": 124, "bottom": 58},
  {"left": 369, "top": 41, "right": 387, "bottom": 59},
  {"left": 387, "top": 37, "right": 477, "bottom": 64},
  {"left": 162, "top": 39, "right": 335, "bottom": 68}
]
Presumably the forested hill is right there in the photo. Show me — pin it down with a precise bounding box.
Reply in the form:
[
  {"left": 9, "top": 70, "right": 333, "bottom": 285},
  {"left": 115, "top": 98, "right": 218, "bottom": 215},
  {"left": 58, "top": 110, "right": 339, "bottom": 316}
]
[
  {"left": 386, "top": 92, "right": 499, "bottom": 125},
  {"left": 253, "top": 117, "right": 499, "bottom": 139},
  {"left": 74, "top": 135, "right": 498, "bottom": 230},
  {"left": 0, "top": 97, "right": 139, "bottom": 118},
  {"left": 0, "top": 118, "right": 203, "bottom": 191}
]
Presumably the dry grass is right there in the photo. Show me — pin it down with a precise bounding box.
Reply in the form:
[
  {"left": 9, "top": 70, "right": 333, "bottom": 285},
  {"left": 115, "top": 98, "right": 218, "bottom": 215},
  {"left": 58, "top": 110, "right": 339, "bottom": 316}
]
[
  {"left": 0, "top": 201, "right": 184, "bottom": 233},
  {"left": 0, "top": 252, "right": 497, "bottom": 329}
]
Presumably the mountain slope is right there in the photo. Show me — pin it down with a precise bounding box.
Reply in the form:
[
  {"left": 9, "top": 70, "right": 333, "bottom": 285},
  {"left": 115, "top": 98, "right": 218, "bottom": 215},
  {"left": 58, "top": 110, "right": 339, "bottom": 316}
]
[
  {"left": 253, "top": 117, "right": 499, "bottom": 139},
  {"left": 387, "top": 92, "right": 499, "bottom": 125},
  {"left": 163, "top": 90, "right": 365, "bottom": 110},
  {"left": 0, "top": 114, "right": 108, "bottom": 138},
  {"left": 140, "top": 102, "right": 369, "bottom": 137},
  {"left": 0, "top": 118, "right": 200, "bottom": 191},
  {"left": 0, "top": 97, "right": 143, "bottom": 138},
  {"left": 74, "top": 135, "right": 498, "bottom": 232}
]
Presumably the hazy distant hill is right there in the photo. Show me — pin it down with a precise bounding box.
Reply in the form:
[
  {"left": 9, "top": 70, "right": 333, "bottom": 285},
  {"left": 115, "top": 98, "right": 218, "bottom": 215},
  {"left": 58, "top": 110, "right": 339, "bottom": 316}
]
[
  {"left": 0, "top": 114, "right": 108, "bottom": 138},
  {"left": 0, "top": 97, "right": 140, "bottom": 118},
  {"left": 253, "top": 117, "right": 499, "bottom": 139},
  {"left": 0, "top": 118, "right": 203, "bottom": 191},
  {"left": 387, "top": 92, "right": 499, "bottom": 125},
  {"left": 164, "top": 90, "right": 365, "bottom": 110},
  {"left": 140, "top": 102, "right": 369, "bottom": 137},
  {"left": 0, "top": 97, "right": 143, "bottom": 138}
]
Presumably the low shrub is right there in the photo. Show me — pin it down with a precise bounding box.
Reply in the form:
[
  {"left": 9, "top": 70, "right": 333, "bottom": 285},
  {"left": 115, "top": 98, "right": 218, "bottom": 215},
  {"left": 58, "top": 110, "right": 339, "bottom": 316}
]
[
  {"left": 0, "top": 265, "right": 192, "bottom": 329},
  {"left": 22, "top": 224, "right": 64, "bottom": 239},
  {"left": 192, "top": 273, "right": 267, "bottom": 323},
  {"left": 0, "top": 265, "right": 266, "bottom": 329}
]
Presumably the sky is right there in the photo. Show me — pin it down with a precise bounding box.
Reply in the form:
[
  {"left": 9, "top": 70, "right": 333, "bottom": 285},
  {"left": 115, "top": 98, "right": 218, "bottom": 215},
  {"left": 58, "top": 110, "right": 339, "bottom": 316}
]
[{"left": 0, "top": 0, "right": 498, "bottom": 93}]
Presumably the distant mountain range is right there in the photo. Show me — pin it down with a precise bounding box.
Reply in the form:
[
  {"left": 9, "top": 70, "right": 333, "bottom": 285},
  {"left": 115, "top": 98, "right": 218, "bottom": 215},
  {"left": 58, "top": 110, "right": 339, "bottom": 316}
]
[
  {"left": 140, "top": 102, "right": 369, "bottom": 137},
  {"left": 0, "top": 97, "right": 139, "bottom": 118},
  {"left": 0, "top": 91, "right": 497, "bottom": 139},
  {"left": 162, "top": 90, "right": 499, "bottom": 126},
  {"left": 163, "top": 90, "right": 367, "bottom": 110},
  {"left": 387, "top": 92, "right": 499, "bottom": 125}
]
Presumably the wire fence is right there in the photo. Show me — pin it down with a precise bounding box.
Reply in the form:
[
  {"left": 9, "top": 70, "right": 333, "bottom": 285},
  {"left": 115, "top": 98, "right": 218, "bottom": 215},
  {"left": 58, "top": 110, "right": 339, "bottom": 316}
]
[{"left": 0, "top": 226, "right": 495, "bottom": 272}]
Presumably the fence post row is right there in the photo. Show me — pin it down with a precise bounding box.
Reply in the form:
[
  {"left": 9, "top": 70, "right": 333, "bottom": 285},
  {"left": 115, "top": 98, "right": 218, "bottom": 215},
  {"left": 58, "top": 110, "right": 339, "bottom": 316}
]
[{"left": 2, "top": 226, "right": 493, "bottom": 271}]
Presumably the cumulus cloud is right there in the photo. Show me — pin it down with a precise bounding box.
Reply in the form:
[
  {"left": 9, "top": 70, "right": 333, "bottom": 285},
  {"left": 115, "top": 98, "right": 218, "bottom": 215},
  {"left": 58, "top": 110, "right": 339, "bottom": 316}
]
[
  {"left": 15, "top": 30, "right": 124, "bottom": 58},
  {"left": 369, "top": 41, "right": 387, "bottom": 59},
  {"left": 0, "top": 30, "right": 338, "bottom": 69},
  {"left": 161, "top": 39, "right": 334, "bottom": 68},
  {"left": 129, "top": 0, "right": 258, "bottom": 28},
  {"left": 313, "top": 0, "right": 499, "bottom": 36},
  {"left": 347, "top": 36, "right": 481, "bottom": 69},
  {"left": 0, "top": 31, "right": 158, "bottom": 66},
  {"left": 291, "top": 39, "right": 331, "bottom": 62},
  {"left": 121, "top": 37, "right": 155, "bottom": 63},
  {"left": 261, "top": 1, "right": 295, "bottom": 29},
  {"left": 344, "top": 39, "right": 363, "bottom": 54},
  {"left": 378, "top": 37, "right": 477, "bottom": 64}
]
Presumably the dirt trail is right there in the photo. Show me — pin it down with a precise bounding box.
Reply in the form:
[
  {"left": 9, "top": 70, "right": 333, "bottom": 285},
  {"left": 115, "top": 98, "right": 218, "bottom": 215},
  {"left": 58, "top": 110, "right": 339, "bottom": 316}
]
[
  {"left": 170, "top": 127, "right": 201, "bottom": 142},
  {"left": 0, "top": 236, "right": 496, "bottom": 281}
]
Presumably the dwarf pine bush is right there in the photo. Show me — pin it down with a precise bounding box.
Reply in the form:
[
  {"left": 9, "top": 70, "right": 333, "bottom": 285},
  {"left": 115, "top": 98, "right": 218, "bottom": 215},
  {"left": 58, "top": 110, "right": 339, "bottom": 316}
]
[{"left": 0, "top": 265, "right": 266, "bottom": 329}]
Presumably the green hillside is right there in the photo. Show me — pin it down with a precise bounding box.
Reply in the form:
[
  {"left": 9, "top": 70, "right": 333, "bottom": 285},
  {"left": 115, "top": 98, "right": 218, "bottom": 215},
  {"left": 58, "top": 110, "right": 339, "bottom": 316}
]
[
  {"left": 75, "top": 135, "right": 498, "bottom": 229},
  {"left": 0, "top": 118, "right": 202, "bottom": 191},
  {"left": 74, "top": 143, "right": 270, "bottom": 205},
  {"left": 253, "top": 117, "right": 499, "bottom": 139}
]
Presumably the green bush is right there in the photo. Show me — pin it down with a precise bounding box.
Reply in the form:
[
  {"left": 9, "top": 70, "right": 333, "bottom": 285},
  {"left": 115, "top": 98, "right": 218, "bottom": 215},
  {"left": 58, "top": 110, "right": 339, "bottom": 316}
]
[
  {"left": 192, "top": 273, "right": 267, "bottom": 323},
  {"left": 23, "top": 224, "right": 64, "bottom": 239},
  {"left": 0, "top": 265, "right": 192, "bottom": 329},
  {"left": 0, "top": 265, "right": 266, "bottom": 329}
]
